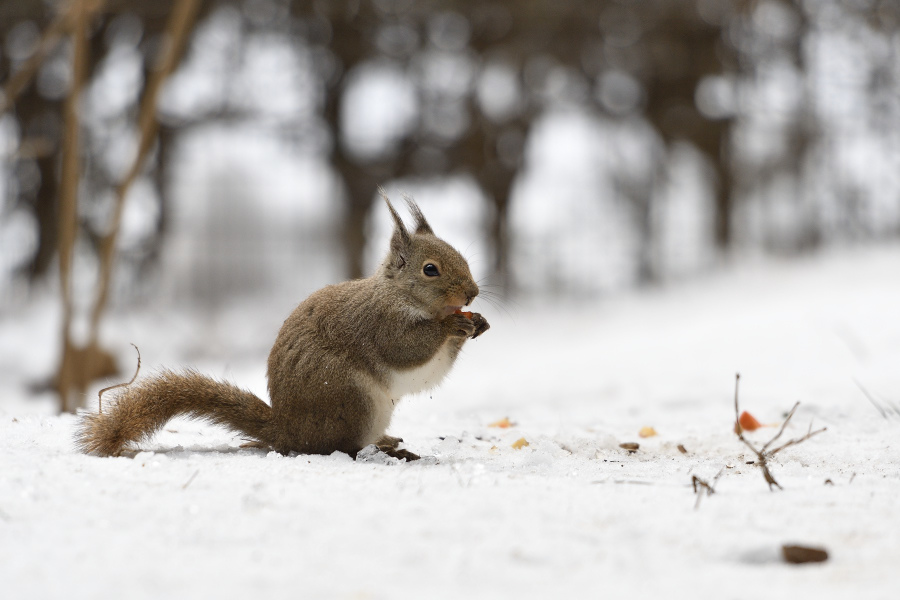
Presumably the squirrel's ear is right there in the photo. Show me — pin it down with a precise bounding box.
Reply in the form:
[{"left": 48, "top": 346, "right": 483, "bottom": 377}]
[
  {"left": 403, "top": 194, "right": 434, "bottom": 235},
  {"left": 380, "top": 188, "right": 410, "bottom": 269}
]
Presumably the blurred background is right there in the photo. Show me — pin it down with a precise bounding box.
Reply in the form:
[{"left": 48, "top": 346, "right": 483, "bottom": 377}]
[{"left": 1, "top": 0, "right": 899, "bottom": 412}]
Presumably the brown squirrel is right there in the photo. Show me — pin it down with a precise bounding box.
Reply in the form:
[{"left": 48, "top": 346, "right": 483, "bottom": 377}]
[{"left": 75, "top": 194, "right": 489, "bottom": 460}]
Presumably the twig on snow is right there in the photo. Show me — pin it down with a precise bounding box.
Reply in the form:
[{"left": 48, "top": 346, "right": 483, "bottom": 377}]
[
  {"left": 692, "top": 466, "right": 725, "bottom": 510},
  {"left": 732, "top": 373, "right": 827, "bottom": 490},
  {"left": 182, "top": 470, "right": 200, "bottom": 490}
]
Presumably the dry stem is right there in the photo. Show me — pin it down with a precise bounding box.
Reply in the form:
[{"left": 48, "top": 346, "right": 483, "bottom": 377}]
[
  {"left": 732, "top": 373, "right": 827, "bottom": 490},
  {"left": 692, "top": 467, "right": 725, "bottom": 510},
  {"left": 182, "top": 470, "right": 200, "bottom": 490},
  {"left": 855, "top": 379, "right": 900, "bottom": 420},
  {"left": 96, "top": 344, "right": 141, "bottom": 414}
]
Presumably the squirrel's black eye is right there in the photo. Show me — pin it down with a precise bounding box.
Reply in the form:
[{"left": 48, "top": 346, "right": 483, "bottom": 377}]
[{"left": 423, "top": 263, "right": 440, "bottom": 277}]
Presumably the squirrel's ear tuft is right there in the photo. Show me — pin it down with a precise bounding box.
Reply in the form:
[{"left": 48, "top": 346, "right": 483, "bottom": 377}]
[
  {"left": 403, "top": 194, "right": 434, "bottom": 235},
  {"left": 380, "top": 187, "right": 410, "bottom": 269}
]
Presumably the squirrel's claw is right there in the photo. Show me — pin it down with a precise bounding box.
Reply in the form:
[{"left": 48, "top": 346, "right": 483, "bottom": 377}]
[{"left": 470, "top": 313, "right": 490, "bottom": 339}]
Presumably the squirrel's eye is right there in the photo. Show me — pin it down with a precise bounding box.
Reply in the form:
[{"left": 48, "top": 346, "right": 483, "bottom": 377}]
[{"left": 423, "top": 263, "right": 440, "bottom": 277}]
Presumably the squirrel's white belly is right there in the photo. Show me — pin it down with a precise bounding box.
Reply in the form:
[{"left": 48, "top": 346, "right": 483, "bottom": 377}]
[
  {"left": 388, "top": 341, "right": 457, "bottom": 399},
  {"left": 364, "top": 342, "right": 457, "bottom": 445}
]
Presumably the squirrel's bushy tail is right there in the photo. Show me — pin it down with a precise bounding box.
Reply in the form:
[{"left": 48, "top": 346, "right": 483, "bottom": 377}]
[{"left": 75, "top": 369, "right": 272, "bottom": 456}]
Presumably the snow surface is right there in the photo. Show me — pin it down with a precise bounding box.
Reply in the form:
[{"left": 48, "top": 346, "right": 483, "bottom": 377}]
[{"left": 2, "top": 245, "right": 900, "bottom": 599}]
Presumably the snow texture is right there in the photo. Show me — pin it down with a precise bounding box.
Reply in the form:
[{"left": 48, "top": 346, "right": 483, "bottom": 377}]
[{"left": 2, "top": 245, "right": 900, "bottom": 599}]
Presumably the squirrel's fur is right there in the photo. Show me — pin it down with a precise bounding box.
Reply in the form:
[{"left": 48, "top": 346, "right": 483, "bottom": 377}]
[{"left": 75, "top": 196, "right": 489, "bottom": 460}]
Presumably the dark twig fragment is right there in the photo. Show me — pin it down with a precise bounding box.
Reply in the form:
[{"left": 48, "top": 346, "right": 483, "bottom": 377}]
[{"left": 692, "top": 467, "right": 725, "bottom": 510}]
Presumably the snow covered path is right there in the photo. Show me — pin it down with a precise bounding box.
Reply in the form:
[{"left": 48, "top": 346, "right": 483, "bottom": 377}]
[{"left": 2, "top": 246, "right": 899, "bottom": 599}]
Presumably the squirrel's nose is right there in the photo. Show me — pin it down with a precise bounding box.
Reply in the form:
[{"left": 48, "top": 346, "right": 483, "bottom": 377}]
[{"left": 465, "top": 283, "right": 479, "bottom": 306}]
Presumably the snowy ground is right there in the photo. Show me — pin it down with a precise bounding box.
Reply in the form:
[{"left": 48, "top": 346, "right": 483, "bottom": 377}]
[{"left": 2, "top": 245, "right": 900, "bottom": 599}]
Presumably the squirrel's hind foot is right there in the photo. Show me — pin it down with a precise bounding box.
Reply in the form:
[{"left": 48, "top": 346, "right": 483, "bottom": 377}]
[
  {"left": 376, "top": 446, "right": 420, "bottom": 461},
  {"left": 375, "top": 435, "right": 419, "bottom": 461}
]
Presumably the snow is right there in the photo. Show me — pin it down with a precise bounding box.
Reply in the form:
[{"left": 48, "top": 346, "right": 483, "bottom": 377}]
[{"left": 2, "top": 245, "right": 900, "bottom": 599}]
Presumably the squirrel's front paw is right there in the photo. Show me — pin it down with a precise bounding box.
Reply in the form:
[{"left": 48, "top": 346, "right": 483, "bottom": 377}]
[
  {"left": 447, "top": 313, "right": 477, "bottom": 338},
  {"left": 470, "top": 312, "right": 490, "bottom": 339}
]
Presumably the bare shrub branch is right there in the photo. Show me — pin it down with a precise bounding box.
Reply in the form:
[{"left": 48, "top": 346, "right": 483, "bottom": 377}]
[{"left": 732, "top": 373, "right": 826, "bottom": 490}]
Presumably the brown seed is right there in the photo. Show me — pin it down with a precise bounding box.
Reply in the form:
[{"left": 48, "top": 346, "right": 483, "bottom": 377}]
[
  {"left": 677, "top": 444, "right": 687, "bottom": 454},
  {"left": 782, "top": 545, "right": 829, "bottom": 564},
  {"left": 619, "top": 442, "right": 639, "bottom": 452}
]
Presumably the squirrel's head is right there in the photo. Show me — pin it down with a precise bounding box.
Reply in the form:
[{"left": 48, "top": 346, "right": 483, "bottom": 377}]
[{"left": 378, "top": 192, "right": 479, "bottom": 318}]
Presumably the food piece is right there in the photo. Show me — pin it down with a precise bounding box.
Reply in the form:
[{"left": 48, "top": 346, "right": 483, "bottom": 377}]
[
  {"left": 638, "top": 426, "right": 658, "bottom": 438},
  {"left": 781, "top": 544, "right": 829, "bottom": 564},
  {"left": 454, "top": 308, "right": 474, "bottom": 319},
  {"left": 677, "top": 444, "right": 688, "bottom": 454},
  {"left": 619, "top": 442, "right": 639, "bottom": 452},
  {"left": 511, "top": 437, "right": 529, "bottom": 449},
  {"left": 488, "top": 417, "right": 514, "bottom": 428},
  {"left": 738, "top": 411, "right": 762, "bottom": 432}
]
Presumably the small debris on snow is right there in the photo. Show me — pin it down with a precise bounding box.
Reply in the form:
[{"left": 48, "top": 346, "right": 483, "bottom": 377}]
[{"left": 782, "top": 544, "right": 829, "bottom": 564}]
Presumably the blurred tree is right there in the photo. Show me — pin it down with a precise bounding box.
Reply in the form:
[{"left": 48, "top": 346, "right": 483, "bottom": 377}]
[
  {"left": 2, "top": 0, "right": 898, "bottom": 407},
  {"left": 1, "top": 0, "right": 206, "bottom": 410},
  {"left": 285, "top": 0, "right": 743, "bottom": 282}
]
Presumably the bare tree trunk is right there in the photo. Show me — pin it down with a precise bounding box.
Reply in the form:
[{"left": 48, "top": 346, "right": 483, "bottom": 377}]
[
  {"left": 50, "top": 0, "right": 202, "bottom": 412},
  {"left": 56, "top": 0, "right": 91, "bottom": 412}
]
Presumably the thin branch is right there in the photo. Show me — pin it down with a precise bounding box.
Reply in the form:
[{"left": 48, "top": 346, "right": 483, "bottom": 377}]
[
  {"left": 182, "top": 470, "right": 199, "bottom": 490},
  {"left": 768, "top": 421, "right": 827, "bottom": 457},
  {"left": 733, "top": 374, "right": 761, "bottom": 454},
  {"left": 855, "top": 379, "right": 898, "bottom": 419},
  {"left": 0, "top": 1, "right": 109, "bottom": 116},
  {"left": 0, "top": 6, "right": 70, "bottom": 115},
  {"left": 85, "top": 0, "right": 201, "bottom": 358},
  {"left": 759, "top": 401, "right": 800, "bottom": 454},
  {"left": 96, "top": 343, "right": 140, "bottom": 413}
]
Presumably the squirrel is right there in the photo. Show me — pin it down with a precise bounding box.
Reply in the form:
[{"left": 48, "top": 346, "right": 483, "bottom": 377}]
[{"left": 75, "top": 194, "right": 489, "bottom": 461}]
